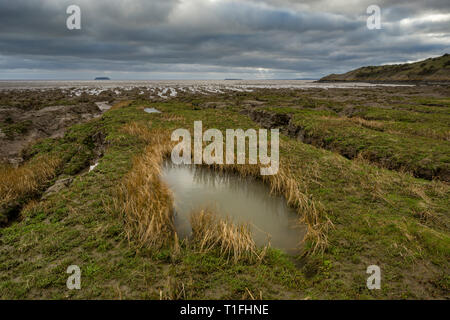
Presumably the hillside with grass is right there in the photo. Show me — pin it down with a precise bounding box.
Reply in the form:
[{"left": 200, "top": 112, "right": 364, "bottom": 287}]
[{"left": 320, "top": 54, "right": 450, "bottom": 83}]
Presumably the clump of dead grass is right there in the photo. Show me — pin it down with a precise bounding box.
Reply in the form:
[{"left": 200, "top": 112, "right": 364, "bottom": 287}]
[
  {"left": 0, "top": 155, "right": 61, "bottom": 213},
  {"left": 190, "top": 209, "right": 267, "bottom": 263},
  {"left": 114, "top": 122, "right": 175, "bottom": 249},
  {"left": 120, "top": 121, "right": 155, "bottom": 143},
  {"left": 205, "top": 161, "right": 332, "bottom": 255},
  {"left": 119, "top": 121, "right": 332, "bottom": 254},
  {"left": 347, "top": 116, "right": 385, "bottom": 130},
  {"left": 320, "top": 115, "right": 385, "bottom": 131},
  {"left": 265, "top": 165, "right": 333, "bottom": 254}
]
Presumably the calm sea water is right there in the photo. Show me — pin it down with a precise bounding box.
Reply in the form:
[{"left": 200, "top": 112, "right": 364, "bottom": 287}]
[{"left": 0, "top": 79, "right": 413, "bottom": 90}]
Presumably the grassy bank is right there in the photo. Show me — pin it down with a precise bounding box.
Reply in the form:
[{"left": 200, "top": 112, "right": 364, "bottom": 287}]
[
  {"left": 252, "top": 103, "right": 450, "bottom": 181},
  {"left": 0, "top": 97, "right": 449, "bottom": 299}
]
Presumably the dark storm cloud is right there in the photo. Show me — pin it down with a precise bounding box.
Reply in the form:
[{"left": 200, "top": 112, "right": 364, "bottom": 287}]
[{"left": 0, "top": 0, "right": 449, "bottom": 79}]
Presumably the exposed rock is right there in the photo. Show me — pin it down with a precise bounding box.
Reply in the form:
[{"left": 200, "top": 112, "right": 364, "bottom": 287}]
[
  {"left": 95, "top": 101, "right": 112, "bottom": 111},
  {"left": 42, "top": 177, "right": 73, "bottom": 199},
  {"left": 89, "top": 163, "right": 99, "bottom": 172}
]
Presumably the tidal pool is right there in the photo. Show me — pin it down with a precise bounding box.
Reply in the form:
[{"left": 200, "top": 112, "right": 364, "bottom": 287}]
[
  {"left": 144, "top": 107, "right": 162, "bottom": 113},
  {"left": 161, "top": 162, "right": 306, "bottom": 254}
]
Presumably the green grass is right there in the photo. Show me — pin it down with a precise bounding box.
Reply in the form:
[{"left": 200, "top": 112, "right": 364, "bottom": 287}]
[
  {"left": 0, "top": 99, "right": 449, "bottom": 299},
  {"left": 320, "top": 53, "right": 450, "bottom": 82},
  {"left": 259, "top": 106, "right": 450, "bottom": 181},
  {"left": 0, "top": 120, "right": 32, "bottom": 139}
]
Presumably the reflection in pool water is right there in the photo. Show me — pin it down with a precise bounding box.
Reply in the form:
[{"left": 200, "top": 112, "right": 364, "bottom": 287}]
[{"left": 161, "top": 162, "right": 306, "bottom": 254}]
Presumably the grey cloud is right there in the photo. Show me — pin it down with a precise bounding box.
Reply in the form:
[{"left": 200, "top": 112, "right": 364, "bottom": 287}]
[{"left": 0, "top": 0, "right": 448, "bottom": 79}]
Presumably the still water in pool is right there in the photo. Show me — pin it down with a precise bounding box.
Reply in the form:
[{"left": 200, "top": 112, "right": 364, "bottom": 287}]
[{"left": 161, "top": 162, "right": 306, "bottom": 254}]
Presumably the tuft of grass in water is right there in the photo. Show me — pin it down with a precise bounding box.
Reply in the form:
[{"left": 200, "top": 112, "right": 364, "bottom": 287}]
[
  {"left": 205, "top": 161, "right": 332, "bottom": 255},
  {"left": 190, "top": 209, "right": 267, "bottom": 264},
  {"left": 1, "top": 97, "right": 448, "bottom": 299},
  {"left": 114, "top": 123, "right": 175, "bottom": 249}
]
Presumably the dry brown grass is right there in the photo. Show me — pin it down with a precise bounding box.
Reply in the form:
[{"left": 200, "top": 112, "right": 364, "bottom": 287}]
[
  {"left": 190, "top": 209, "right": 267, "bottom": 263},
  {"left": 114, "top": 122, "right": 175, "bottom": 249},
  {"left": 204, "top": 161, "right": 332, "bottom": 254},
  {"left": 119, "top": 121, "right": 155, "bottom": 143},
  {"left": 0, "top": 155, "right": 61, "bottom": 210},
  {"left": 320, "top": 115, "right": 385, "bottom": 131},
  {"left": 273, "top": 167, "right": 333, "bottom": 254},
  {"left": 242, "top": 287, "right": 263, "bottom": 300},
  {"left": 160, "top": 113, "right": 186, "bottom": 122},
  {"left": 347, "top": 116, "right": 385, "bottom": 130},
  {"left": 119, "top": 122, "right": 332, "bottom": 254},
  {"left": 159, "top": 276, "right": 188, "bottom": 300}
]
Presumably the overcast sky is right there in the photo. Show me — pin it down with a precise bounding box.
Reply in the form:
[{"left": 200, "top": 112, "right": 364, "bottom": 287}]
[{"left": 0, "top": 0, "right": 449, "bottom": 80}]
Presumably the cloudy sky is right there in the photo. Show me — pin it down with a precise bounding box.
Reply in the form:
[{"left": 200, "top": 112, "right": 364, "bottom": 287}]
[{"left": 0, "top": 0, "right": 449, "bottom": 80}]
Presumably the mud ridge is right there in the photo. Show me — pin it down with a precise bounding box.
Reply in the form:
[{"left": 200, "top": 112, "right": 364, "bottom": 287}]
[{"left": 243, "top": 107, "right": 449, "bottom": 181}]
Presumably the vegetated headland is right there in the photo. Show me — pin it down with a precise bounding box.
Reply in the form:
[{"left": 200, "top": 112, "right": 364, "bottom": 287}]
[
  {"left": 319, "top": 53, "right": 450, "bottom": 83},
  {"left": 0, "top": 77, "right": 449, "bottom": 299}
]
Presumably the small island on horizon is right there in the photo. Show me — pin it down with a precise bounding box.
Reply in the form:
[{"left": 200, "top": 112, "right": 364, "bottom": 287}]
[{"left": 94, "top": 77, "right": 111, "bottom": 81}]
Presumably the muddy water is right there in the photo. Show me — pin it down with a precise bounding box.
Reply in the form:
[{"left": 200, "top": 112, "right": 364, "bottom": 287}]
[{"left": 161, "top": 162, "right": 306, "bottom": 254}]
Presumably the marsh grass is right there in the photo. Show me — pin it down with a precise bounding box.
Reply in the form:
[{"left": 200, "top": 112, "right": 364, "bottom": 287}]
[
  {"left": 118, "top": 121, "right": 331, "bottom": 255},
  {"left": 321, "top": 115, "right": 385, "bottom": 131},
  {"left": 0, "top": 155, "right": 61, "bottom": 224},
  {"left": 331, "top": 115, "right": 450, "bottom": 141},
  {"left": 261, "top": 107, "right": 449, "bottom": 181},
  {"left": 2, "top": 97, "right": 449, "bottom": 299},
  {"left": 270, "top": 166, "right": 333, "bottom": 254},
  {"left": 190, "top": 209, "right": 266, "bottom": 264},
  {"left": 114, "top": 123, "right": 175, "bottom": 249},
  {"left": 184, "top": 133, "right": 332, "bottom": 254},
  {"left": 353, "top": 153, "right": 448, "bottom": 206},
  {"left": 205, "top": 161, "right": 332, "bottom": 254}
]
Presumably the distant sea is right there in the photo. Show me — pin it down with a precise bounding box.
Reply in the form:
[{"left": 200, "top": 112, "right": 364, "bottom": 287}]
[{"left": 0, "top": 80, "right": 413, "bottom": 90}]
